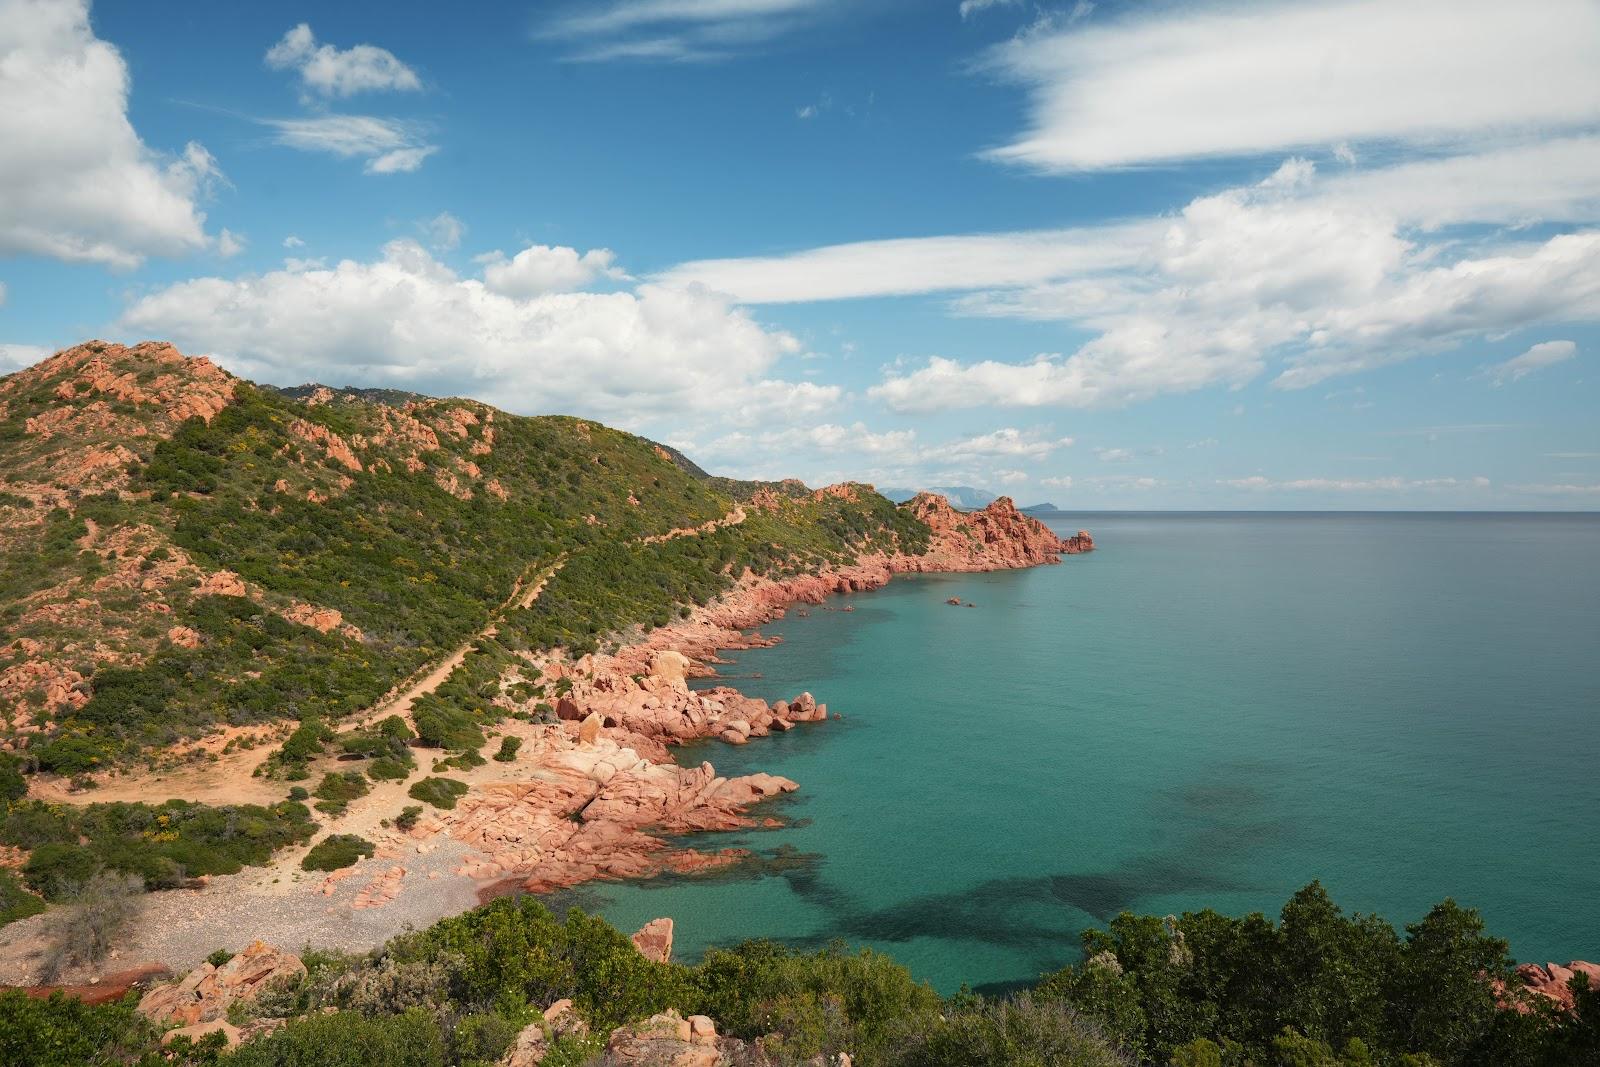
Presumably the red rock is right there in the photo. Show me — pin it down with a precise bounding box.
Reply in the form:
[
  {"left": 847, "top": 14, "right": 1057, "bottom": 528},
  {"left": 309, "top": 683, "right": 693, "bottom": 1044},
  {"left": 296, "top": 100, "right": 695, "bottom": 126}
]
[
  {"left": 162, "top": 1019, "right": 241, "bottom": 1049},
  {"left": 1514, "top": 960, "right": 1600, "bottom": 1011},
  {"left": 631, "top": 918, "right": 674, "bottom": 963},
  {"left": 137, "top": 942, "right": 305, "bottom": 1026},
  {"left": 196, "top": 571, "right": 247, "bottom": 597}
]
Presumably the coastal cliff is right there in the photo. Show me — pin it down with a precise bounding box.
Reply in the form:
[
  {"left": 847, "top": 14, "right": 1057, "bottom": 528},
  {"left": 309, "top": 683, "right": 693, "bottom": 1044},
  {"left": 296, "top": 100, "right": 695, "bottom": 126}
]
[{"left": 0, "top": 340, "right": 1092, "bottom": 985}]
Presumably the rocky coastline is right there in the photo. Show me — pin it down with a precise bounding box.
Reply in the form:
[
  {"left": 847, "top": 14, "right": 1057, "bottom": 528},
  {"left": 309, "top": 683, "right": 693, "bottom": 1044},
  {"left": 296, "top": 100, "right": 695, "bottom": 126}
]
[
  {"left": 0, "top": 490, "right": 1093, "bottom": 989},
  {"left": 411, "top": 492, "right": 1096, "bottom": 901}
]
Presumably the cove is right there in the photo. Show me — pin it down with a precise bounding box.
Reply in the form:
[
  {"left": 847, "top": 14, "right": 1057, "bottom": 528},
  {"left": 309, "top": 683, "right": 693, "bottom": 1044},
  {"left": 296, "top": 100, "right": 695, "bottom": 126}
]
[{"left": 547, "top": 512, "right": 1600, "bottom": 993}]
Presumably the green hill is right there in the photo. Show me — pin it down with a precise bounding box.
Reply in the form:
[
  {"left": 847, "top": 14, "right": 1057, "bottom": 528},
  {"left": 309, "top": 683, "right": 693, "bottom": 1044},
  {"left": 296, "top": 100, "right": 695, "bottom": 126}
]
[{"left": 0, "top": 341, "right": 927, "bottom": 772}]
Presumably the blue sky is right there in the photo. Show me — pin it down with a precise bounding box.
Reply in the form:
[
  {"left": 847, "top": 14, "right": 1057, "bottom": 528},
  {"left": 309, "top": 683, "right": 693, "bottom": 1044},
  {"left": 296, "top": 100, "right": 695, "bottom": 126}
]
[{"left": 2, "top": 0, "right": 1598, "bottom": 509}]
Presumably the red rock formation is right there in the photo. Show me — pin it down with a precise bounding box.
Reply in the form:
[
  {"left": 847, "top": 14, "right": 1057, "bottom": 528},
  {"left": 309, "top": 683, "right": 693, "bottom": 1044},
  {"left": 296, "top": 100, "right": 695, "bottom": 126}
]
[
  {"left": 631, "top": 917, "right": 674, "bottom": 963},
  {"left": 1514, "top": 960, "right": 1600, "bottom": 1012},
  {"left": 196, "top": 571, "right": 247, "bottom": 597},
  {"left": 137, "top": 941, "right": 305, "bottom": 1026},
  {"left": 902, "top": 493, "right": 1090, "bottom": 571},
  {"left": 289, "top": 417, "right": 363, "bottom": 473}
]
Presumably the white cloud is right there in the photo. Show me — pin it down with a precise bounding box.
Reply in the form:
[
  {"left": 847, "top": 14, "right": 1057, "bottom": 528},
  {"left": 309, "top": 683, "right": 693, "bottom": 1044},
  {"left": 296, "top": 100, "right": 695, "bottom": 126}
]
[
  {"left": 984, "top": 0, "right": 1600, "bottom": 171},
  {"left": 0, "top": 342, "right": 51, "bottom": 373},
  {"left": 265, "top": 23, "right": 420, "bottom": 98},
  {"left": 660, "top": 221, "right": 1157, "bottom": 303},
  {"left": 686, "top": 422, "right": 1072, "bottom": 486},
  {"left": 117, "top": 239, "right": 816, "bottom": 427},
  {"left": 1221, "top": 475, "right": 1487, "bottom": 493},
  {"left": 1484, "top": 340, "right": 1577, "bottom": 385},
  {"left": 796, "top": 104, "right": 817, "bottom": 120},
  {"left": 0, "top": 0, "right": 217, "bottom": 268},
  {"left": 840, "top": 159, "right": 1600, "bottom": 410},
  {"left": 422, "top": 212, "right": 465, "bottom": 252},
  {"left": 0, "top": 281, "right": 6, "bottom": 306},
  {"left": 263, "top": 115, "right": 437, "bottom": 174},
  {"left": 958, "top": 0, "right": 1017, "bottom": 20},
  {"left": 543, "top": 0, "right": 830, "bottom": 62},
  {"left": 1040, "top": 475, "right": 1072, "bottom": 490},
  {"left": 217, "top": 228, "right": 245, "bottom": 258},
  {"left": 282, "top": 235, "right": 305, "bottom": 249},
  {"left": 477, "top": 245, "right": 630, "bottom": 298}
]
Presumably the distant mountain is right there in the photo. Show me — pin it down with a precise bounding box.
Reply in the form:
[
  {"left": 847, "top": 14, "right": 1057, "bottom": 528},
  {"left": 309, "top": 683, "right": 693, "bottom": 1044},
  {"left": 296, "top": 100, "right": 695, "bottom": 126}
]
[
  {"left": 880, "top": 485, "right": 996, "bottom": 510},
  {"left": 1020, "top": 503, "right": 1060, "bottom": 515}
]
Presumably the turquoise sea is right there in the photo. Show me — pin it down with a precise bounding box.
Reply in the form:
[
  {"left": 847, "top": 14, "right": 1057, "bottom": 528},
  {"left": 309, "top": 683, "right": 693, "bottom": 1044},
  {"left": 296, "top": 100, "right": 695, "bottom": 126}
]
[{"left": 552, "top": 513, "right": 1600, "bottom": 993}]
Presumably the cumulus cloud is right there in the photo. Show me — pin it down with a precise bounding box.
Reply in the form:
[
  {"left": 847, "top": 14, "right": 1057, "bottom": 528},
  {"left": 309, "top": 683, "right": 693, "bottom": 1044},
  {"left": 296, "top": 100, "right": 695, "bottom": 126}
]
[
  {"left": 263, "top": 115, "right": 437, "bottom": 174},
  {"left": 217, "top": 228, "right": 245, "bottom": 258},
  {"left": 984, "top": 0, "right": 1600, "bottom": 171},
  {"left": 117, "top": 239, "right": 820, "bottom": 427},
  {"left": 265, "top": 23, "right": 421, "bottom": 98},
  {"left": 1484, "top": 340, "right": 1577, "bottom": 385},
  {"left": 0, "top": 0, "right": 217, "bottom": 268},
  {"left": 477, "top": 244, "right": 630, "bottom": 298},
  {"left": 846, "top": 160, "right": 1600, "bottom": 410},
  {"left": 283, "top": 235, "right": 305, "bottom": 249}
]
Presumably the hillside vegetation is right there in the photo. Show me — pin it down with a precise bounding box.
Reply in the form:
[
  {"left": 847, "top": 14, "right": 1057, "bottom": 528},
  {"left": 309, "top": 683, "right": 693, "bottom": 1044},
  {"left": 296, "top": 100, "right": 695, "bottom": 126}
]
[
  {"left": 3, "top": 885, "right": 1596, "bottom": 1066},
  {"left": 0, "top": 341, "right": 926, "bottom": 777}
]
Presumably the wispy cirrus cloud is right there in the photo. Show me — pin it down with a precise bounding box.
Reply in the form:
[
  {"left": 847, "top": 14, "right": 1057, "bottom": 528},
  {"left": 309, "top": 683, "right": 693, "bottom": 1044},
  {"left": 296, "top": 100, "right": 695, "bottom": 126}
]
[
  {"left": 1484, "top": 340, "right": 1578, "bottom": 386},
  {"left": 540, "top": 0, "right": 835, "bottom": 62},
  {"left": 982, "top": 0, "right": 1600, "bottom": 171},
  {"left": 1221, "top": 475, "right": 1490, "bottom": 493},
  {"left": 263, "top": 115, "right": 437, "bottom": 174}
]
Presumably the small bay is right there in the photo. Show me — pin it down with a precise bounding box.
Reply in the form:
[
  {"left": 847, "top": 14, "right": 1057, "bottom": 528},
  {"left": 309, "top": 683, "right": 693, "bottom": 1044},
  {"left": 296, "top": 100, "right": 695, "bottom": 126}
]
[{"left": 557, "top": 513, "right": 1600, "bottom": 993}]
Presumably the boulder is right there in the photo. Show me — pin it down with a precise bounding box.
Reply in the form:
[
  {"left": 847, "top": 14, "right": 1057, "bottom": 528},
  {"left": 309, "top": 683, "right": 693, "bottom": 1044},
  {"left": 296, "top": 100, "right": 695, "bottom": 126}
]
[
  {"left": 161, "top": 1019, "right": 241, "bottom": 1049},
  {"left": 501, "top": 999, "right": 589, "bottom": 1066},
  {"left": 630, "top": 917, "right": 674, "bottom": 963},
  {"left": 578, "top": 712, "right": 603, "bottom": 745},
  {"left": 604, "top": 1010, "right": 719, "bottom": 1067},
  {"left": 650, "top": 650, "right": 692, "bottom": 686},
  {"left": 137, "top": 941, "right": 305, "bottom": 1026},
  {"left": 555, "top": 696, "right": 584, "bottom": 721}
]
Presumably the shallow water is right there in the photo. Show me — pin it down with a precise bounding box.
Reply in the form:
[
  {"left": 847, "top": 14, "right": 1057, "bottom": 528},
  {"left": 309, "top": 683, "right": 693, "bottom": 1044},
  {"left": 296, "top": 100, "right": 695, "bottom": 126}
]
[{"left": 549, "top": 513, "right": 1600, "bottom": 993}]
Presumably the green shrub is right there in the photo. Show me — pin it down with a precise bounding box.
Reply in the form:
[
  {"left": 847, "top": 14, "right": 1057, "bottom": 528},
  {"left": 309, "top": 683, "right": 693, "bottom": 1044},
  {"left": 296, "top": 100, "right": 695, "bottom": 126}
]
[
  {"left": 0, "top": 869, "right": 44, "bottom": 927},
  {"left": 301, "top": 834, "right": 376, "bottom": 872},
  {"left": 0, "top": 990, "right": 163, "bottom": 1067},
  {"left": 492, "top": 736, "right": 522, "bottom": 762},
  {"left": 225, "top": 1008, "right": 447, "bottom": 1067},
  {"left": 889, "top": 993, "right": 1127, "bottom": 1067},
  {"left": 313, "top": 771, "right": 370, "bottom": 815},
  {"left": 388, "top": 897, "right": 693, "bottom": 1030},
  {"left": 394, "top": 805, "right": 423, "bottom": 832},
  {"left": 367, "top": 755, "right": 413, "bottom": 780},
  {"left": 2, "top": 798, "right": 314, "bottom": 899},
  {"left": 407, "top": 777, "right": 469, "bottom": 810},
  {"left": 22, "top": 842, "right": 99, "bottom": 898}
]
